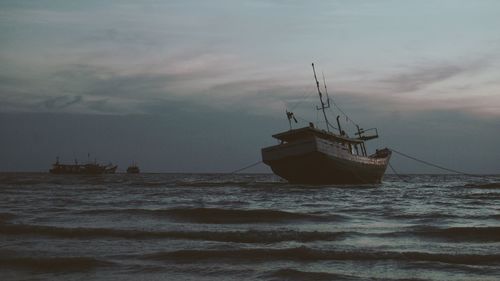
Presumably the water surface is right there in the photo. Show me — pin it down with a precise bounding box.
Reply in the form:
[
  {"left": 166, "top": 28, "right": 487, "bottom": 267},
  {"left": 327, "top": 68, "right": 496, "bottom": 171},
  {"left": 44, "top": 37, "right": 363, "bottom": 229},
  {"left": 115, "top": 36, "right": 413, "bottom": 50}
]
[{"left": 1, "top": 173, "right": 499, "bottom": 280}]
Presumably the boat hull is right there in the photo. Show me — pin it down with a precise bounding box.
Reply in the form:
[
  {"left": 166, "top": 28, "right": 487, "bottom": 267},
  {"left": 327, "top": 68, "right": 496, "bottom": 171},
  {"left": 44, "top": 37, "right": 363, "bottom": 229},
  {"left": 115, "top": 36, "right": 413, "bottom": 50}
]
[
  {"left": 49, "top": 164, "right": 117, "bottom": 175},
  {"left": 262, "top": 138, "right": 390, "bottom": 184},
  {"left": 126, "top": 167, "right": 140, "bottom": 174}
]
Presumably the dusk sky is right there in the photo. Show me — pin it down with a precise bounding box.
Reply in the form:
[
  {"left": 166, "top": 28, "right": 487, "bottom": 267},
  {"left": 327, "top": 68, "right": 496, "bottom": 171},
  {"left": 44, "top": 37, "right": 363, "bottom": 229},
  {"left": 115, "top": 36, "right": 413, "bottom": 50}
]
[{"left": 1, "top": 0, "right": 499, "bottom": 173}]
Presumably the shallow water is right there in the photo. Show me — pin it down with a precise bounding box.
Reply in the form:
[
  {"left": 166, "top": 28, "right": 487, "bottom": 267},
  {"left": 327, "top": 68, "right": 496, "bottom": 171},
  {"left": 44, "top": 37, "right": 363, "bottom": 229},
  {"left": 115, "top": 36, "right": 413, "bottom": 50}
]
[{"left": 0, "top": 173, "right": 499, "bottom": 281}]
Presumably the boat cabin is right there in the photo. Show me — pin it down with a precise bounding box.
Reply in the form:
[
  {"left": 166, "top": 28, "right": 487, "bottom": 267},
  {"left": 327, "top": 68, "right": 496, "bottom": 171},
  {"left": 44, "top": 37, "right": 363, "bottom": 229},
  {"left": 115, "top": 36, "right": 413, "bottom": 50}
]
[{"left": 272, "top": 124, "right": 378, "bottom": 157}]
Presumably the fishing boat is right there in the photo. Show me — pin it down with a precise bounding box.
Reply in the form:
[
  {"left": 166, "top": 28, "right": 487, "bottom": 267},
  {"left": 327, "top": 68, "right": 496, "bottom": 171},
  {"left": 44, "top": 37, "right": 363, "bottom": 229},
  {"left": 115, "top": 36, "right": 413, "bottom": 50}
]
[
  {"left": 49, "top": 157, "right": 117, "bottom": 175},
  {"left": 261, "top": 63, "right": 391, "bottom": 184},
  {"left": 126, "top": 162, "right": 140, "bottom": 174}
]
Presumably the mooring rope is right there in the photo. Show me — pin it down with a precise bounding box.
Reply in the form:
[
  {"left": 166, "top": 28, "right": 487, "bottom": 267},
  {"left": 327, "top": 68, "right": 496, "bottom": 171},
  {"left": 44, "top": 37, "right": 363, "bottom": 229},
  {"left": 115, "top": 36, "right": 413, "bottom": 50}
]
[
  {"left": 388, "top": 161, "right": 408, "bottom": 183},
  {"left": 388, "top": 147, "right": 498, "bottom": 179},
  {"left": 227, "top": 160, "right": 263, "bottom": 174},
  {"left": 203, "top": 160, "right": 264, "bottom": 181},
  {"left": 208, "top": 148, "right": 495, "bottom": 183},
  {"left": 389, "top": 147, "right": 473, "bottom": 176}
]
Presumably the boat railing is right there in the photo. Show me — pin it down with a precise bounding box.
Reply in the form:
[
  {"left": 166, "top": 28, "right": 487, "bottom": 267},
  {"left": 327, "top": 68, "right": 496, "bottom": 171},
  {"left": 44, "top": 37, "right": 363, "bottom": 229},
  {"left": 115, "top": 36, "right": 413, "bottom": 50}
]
[{"left": 355, "top": 127, "right": 379, "bottom": 141}]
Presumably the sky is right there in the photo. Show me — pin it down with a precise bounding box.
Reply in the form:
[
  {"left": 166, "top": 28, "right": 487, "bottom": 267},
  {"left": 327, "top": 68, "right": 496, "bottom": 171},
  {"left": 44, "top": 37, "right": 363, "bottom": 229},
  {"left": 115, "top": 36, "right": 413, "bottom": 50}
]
[{"left": 1, "top": 0, "right": 499, "bottom": 173}]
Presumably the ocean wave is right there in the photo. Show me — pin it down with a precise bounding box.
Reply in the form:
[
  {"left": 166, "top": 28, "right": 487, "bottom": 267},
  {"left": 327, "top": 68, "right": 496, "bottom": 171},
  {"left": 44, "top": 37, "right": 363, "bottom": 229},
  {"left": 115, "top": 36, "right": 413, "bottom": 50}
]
[
  {"left": 139, "top": 181, "right": 171, "bottom": 187},
  {"left": 159, "top": 208, "right": 341, "bottom": 223},
  {"left": 388, "top": 212, "right": 455, "bottom": 220},
  {"left": 78, "top": 207, "right": 342, "bottom": 223},
  {"left": 0, "top": 173, "right": 93, "bottom": 186},
  {"left": 465, "top": 183, "right": 500, "bottom": 189},
  {"left": 266, "top": 268, "right": 430, "bottom": 281},
  {"left": 128, "top": 179, "right": 176, "bottom": 187},
  {"left": 384, "top": 212, "right": 499, "bottom": 221},
  {"left": 176, "top": 180, "right": 249, "bottom": 187},
  {"left": 176, "top": 180, "right": 284, "bottom": 188},
  {"left": 266, "top": 268, "right": 361, "bottom": 281},
  {"left": 401, "top": 259, "right": 500, "bottom": 276},
  {"left": 0, "top": 223, "right": 347, "bottom": 243},
  {"left": 409, "top": 226, "right": 500, "bottom": 242},
  {"left": 0, "top": 176, "right": 48, "bottom": 186},
  {"left": 0, "top": 212, "right": 16, "bottom": 223},
  {"left": 459, "top": 192, "right": 500, "bottom": 200},
  {"left": 144, "top": 247, "right": 500, "bottom": 265},
  {"left": 0, "top": 256, "right": 112, "bottom": 272}
]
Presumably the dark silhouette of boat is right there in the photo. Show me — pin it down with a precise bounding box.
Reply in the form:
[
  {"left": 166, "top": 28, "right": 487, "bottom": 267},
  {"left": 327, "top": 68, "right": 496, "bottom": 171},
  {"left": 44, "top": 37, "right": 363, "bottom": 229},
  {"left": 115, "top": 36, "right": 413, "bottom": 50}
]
[
  {"left": 49, "top": 157, "right": 117, "bottom": 175},
  {"left": 261, "top": 63, "right": 391, "bottom": 184},
  {"left": 126, "top": 162, "right": 140, "bottom": 174}
]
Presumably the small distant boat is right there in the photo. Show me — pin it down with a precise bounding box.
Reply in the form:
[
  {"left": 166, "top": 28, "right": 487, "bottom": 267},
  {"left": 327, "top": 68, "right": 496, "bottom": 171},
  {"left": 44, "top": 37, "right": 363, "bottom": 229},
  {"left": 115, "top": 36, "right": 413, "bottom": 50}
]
[
  {"left": 261, "top": 63, "right": 391, "bottom": 184},
  {"left": 126, "top": 162, "right": 140, "bottom": 174},
  {"left": 50, "top": 157, "right": 117, "bottom": 175}
]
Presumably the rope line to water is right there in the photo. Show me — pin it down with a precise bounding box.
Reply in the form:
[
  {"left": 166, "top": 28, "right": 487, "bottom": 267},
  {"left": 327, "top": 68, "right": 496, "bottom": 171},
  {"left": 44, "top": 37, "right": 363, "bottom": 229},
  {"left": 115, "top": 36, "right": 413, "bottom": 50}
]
[
  {"left": 388, "top": 161, "right": 408, "bottom": 183},
  {"left": 388, "top": 148, "right": 498, "bottom": 180},
  {"left": 214, "top": 149, "right": 493, "bottom": 181},
  {"left": 227, "top": 160, "right": 263, "bottom": 174},
  {"left": 389, "top": 147, "right": 480, "bottom": 177},
  {"left": 204, "top": 160, "right": 263, "bottom": 181}
]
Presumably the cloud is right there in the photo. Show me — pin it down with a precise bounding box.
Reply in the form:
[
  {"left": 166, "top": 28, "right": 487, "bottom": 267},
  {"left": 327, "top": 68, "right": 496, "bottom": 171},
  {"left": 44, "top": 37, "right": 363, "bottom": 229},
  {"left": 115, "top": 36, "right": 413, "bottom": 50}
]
[
  {"left": 2, "top": 0, "right": 500, "bottom": 119},
  {"left": 50, "top": 64, "right": 173, "bottom": 99},
  {"left": 43, "top": 95, "right": 83, "bottom": 109},
  {"left": 1, "top": 36, "right": 499, "bottom": 119},
  {"left": 380, "top": 64, "right": 463, "bottom": 93},
  {"left": 324, "top": 57, "right": 500, "bottom": 117},
  {"left": 378, "top": 58, "right": 491, "bottom": 94}
]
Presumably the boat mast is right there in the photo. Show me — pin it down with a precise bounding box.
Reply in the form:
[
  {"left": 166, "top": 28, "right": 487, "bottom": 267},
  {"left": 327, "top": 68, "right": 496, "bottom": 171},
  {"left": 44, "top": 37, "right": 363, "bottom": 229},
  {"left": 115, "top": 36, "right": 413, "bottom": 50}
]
[{"left": 312, "top": 63, "right": 331, "bottom": 132}]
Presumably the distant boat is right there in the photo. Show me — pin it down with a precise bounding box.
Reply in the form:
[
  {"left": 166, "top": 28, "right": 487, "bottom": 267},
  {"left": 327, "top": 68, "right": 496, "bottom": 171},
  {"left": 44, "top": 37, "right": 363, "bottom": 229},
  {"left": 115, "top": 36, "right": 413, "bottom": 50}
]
[
  {"left": 261, "top": 63, "right": 391, "bottom": 184},
  {"left": 49, "top": 157, "right": 117, "bottom": 175},
  {"left": 126, "top": 162, "right": 140, "bottom": 174}
]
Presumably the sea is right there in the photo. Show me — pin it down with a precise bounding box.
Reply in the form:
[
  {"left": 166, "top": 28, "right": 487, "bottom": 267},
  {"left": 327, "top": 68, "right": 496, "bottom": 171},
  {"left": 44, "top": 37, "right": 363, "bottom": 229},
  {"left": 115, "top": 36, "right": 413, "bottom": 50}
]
[{"left": 0, "top": 173, "right": 499, "bottom": 281}]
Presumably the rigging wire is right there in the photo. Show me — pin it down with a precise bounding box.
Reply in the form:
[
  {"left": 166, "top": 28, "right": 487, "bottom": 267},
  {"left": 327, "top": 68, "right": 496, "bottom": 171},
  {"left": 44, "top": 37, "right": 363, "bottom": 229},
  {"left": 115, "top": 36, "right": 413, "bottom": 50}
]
[
  {"left": 289, "top": 89, "right": 316, "bottom": 111},
  {"left": 282, "top": 87, "right": 320, "bottom": 130},
  {"left": 283, "top": 94, "right": 337, "bottom": 131},
  {"left": 284, "top": 70, "right": 358, "bottom": 133},
  {"left": 319, "top": 69, "right": 358, "bottom": 126},
  {"left": 330, "top": 97, "right": 358, "bottom": 127},
  {"left": 291, "top": 114, "right": 338, "bottom": 131},
  {"left": 320, "top": 68, "right": 360, "bottom": 131}
]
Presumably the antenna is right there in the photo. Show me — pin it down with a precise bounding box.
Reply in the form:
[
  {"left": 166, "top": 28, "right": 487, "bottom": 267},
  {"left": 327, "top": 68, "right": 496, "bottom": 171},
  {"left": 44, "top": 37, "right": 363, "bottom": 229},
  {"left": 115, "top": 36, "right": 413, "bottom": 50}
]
[
  {"left": 285, "top": 110, "right": 297, "bottom": 130},
  {"left": 336, "top": 115, "right": 343, "bottom": 136},
  {"left": 312, "top": 63, "right": 331, "bottom": 132}
]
